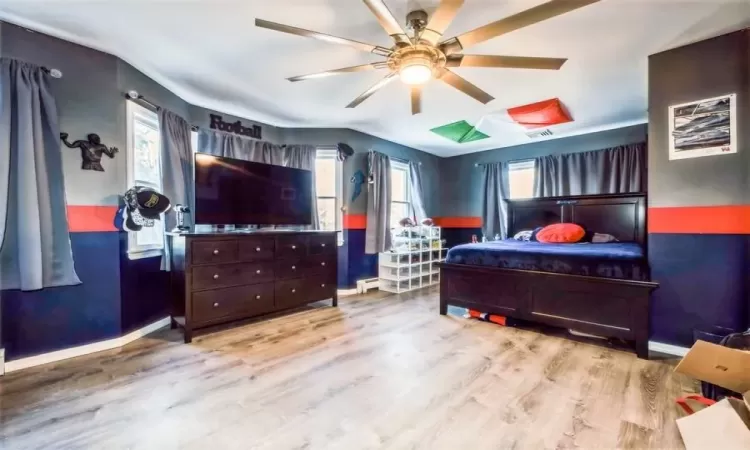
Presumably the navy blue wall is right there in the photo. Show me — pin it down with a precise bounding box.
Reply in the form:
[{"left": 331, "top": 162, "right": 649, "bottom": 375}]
[
  {"left": 649, "top": 234, "right": 749, "bottom": 344},
  {"left": 119, "top": 235, "right": 171, "bottom": 335},
  {"left": 1, "top": 233, "right": 121, "bottom": 360}
]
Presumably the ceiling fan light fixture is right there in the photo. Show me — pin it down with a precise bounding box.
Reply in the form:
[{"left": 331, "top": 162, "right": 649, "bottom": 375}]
[{"left": 399, "top": 57, "right": 434, "bottom": 85}]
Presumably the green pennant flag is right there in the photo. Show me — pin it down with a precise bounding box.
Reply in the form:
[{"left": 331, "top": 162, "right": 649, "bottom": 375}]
[{"left": 430, "top": 120, "right": 489, "bottom": 143}]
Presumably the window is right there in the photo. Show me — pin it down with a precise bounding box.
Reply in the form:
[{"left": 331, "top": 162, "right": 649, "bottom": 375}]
[
  {"left": 508, "top": 160, "right": 535, "bottom": 199},
  {"left": 390, "top": 160, "right": 411, "bottom": 228},
  {"left": 126, "top": 101, "right": 164, "bottom": 259},
  {"left": 315, "top": 148, "right": 343, "bottom": 245}
]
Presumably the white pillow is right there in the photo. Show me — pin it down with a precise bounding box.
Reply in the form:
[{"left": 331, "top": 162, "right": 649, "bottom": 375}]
[
  {"left": 513, "top": 230, "right": 533, "bottom": 241},
  {"left": 592, "top": 233, "right": 618, "bottom": 243}
]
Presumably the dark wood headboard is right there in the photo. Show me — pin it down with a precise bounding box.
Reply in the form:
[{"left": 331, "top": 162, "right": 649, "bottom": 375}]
[{"left": 506, "top": 193, "right": 647, "bottom": 246}]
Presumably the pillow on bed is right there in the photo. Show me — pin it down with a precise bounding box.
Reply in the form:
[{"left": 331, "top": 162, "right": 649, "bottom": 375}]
[
  {"left": 536, "top": 223, "right": 586, "bottom": 243},
  {"left": 592, "top": 232, "right": 618, "bottom": 243},
  {"left": 513, "top": 230, "right": 533, "bottom": 241}
]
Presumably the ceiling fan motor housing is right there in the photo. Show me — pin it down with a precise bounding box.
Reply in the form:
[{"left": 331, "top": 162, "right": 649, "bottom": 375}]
[
  {"left": 388, "top": 45, "right": 445, "bottom": 73},
  {"left": 406, "top": 10, "right": 429, "bottom": 32}
]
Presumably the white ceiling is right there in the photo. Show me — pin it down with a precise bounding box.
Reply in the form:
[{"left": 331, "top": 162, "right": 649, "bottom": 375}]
[{"left": 2, "top": 0, "right": 749, "bottom": 157}]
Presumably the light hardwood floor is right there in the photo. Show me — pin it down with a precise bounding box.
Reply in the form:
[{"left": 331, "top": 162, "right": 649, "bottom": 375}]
[{"left": 0, "top": 288, "right": 695, "bottom": 449}]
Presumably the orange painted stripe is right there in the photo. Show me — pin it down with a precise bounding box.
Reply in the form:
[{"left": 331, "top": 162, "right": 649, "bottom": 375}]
[
  {"left": 648, "top": 205, "right": 750, "bottom": 234},
  {"left": 67, "top": 205, "right": 118, "bottom": 232},
  {"left": 344, "top": 214, "right": 366, "bottom": 230},
  {"left": 434, "top": 217, "right": 482, "bottom": 228}
]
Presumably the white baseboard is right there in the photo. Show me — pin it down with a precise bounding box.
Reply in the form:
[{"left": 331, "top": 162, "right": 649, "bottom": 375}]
[
  {"left": 337, "top": 289, "right": 358, "bottom": 296},
  {"left": 648, "top": 341, "right": 689, "bottom": 358},
  {"left": 4, "top": 316, "right": 171, "bottom": 374}
]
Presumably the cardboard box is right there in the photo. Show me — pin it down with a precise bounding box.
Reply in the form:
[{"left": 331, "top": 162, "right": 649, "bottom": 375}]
[{"left": 674, "top": 340, "right": 750, "bottom": 449}]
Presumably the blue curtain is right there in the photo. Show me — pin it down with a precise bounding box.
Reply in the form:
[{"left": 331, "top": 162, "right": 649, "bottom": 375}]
[
  {"left": 534, "top": 143, "right": 646, "bottom": 197},
  {"left": 482, "top": 162, "right": 510, "bottom": 239},
  {"left": 0, "top": 58, "right": 81, "bottom": 291}
]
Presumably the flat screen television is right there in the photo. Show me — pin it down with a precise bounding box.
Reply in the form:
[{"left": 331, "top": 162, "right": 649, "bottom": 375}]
[{"left": 194, "top": 153, "right": 312, "bottom": 225}]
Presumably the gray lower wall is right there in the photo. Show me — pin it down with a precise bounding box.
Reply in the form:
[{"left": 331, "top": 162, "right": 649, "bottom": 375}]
[{"left": 438, "top": 124, "right": 648, "bottom": 217}]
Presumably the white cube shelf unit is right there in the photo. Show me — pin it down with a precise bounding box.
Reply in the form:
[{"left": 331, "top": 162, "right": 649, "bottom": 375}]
[{"left": 379, "top": 225, "right": 447, "bottom": 294}]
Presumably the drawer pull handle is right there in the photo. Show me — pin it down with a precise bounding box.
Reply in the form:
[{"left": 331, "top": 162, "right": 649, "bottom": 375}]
[
  {"left": 292, "top": 245, "right": 297, "bottom": 250},
  {"left": 213, "top": 274, "right": 219, "bottom": 280},
  {"left": 256, "top": 269, "right": 261, "bottom": 274},
  {"left": 255, "top": 295, "right": 261, "bottom": 300},
  {"left": 321, "top": 243, "right": 326, "bottom": 247},
  {"left": 321, "top": 262, "right": 326, "bottom": 267},
  {"left": 213, "top": 249, "right": 220, "bottom": 255},
  {"left": 291, "top": 289, "right": 296, "bottom": 293},
  {"left": 292, "top": 265, "right": 296, "bottom": 270},
  {"left": 255, "top": 247, "right": 261, "bottom": 252},
  {"left": 321, "top": 284, "right": 325, "bottom": 288},
  {"left": 213, "top": 302, "right": 219, "bottom": 307}
]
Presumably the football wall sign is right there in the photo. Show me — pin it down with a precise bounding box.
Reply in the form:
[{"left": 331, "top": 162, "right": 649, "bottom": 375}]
[{"left": 668, "top": 94, "right": 737, "bottom": 160}]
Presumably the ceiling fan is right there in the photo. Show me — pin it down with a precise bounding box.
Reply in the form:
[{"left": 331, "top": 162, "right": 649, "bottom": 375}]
[{"left": 255, "top": 0, "right": 599, "bottom": 115}]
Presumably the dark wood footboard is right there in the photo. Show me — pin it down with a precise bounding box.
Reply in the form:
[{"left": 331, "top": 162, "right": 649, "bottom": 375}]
[{"left": 438, "top": 263, "right": 658, "bottom": 359}]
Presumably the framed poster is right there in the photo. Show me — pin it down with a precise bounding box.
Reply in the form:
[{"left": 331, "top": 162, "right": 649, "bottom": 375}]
[{"left": 668, "top": 93, "right": 737, "bottom": 160}]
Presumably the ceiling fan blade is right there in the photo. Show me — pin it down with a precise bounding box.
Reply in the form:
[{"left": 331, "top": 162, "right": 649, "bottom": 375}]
[
  {"left": 446, "top": 54, "right": 567, "bottom": 70},
  {"left": 437, "top": 68, "right": 494, "bottom": 104},
  {"left": 346, "top": 72, "right": 397, "bottom": 108},
  {"left": 440, "top": 0, "right": 599, "bottom": 54},
  {"left": 420, "top": 0, "right": 465, "bottom": 46},
  {"left": 362, "top": 0, "right": 412, "bottom": 46},
  {"left": 255, "top": 18, "right": 392, "bottom": 56},
  {"left": 288, "top": 62, "right": 388, "bottom": 82},
  {"left": 410, "top": 86, "right": 422, "bottom": 115}
]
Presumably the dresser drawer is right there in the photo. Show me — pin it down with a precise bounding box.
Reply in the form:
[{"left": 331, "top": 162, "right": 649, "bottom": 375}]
[
  {"left": 191, "top": 240, "right": 238, "bottom": 265},
  {"left": 238, "top": 237, "right": 275, "bottom": 261},
  {"left": 276, "top": 235, "right": 308, "bottom": 259},
  {"left": 274, "top": 258, "right": 305, "bottom": 280},
  {"left": 274, "top": 255, "right": 336, "bottom": 280},
  {"left": 274, "top": 276, "right": 335, "bottom": 310},
  {"left": 304, "top": 254, "right": 336, "bottom": 276},
  {"left": 308, "top": 234, "right": 336, "bottom": 255},
  {"left": 192, "top": 283, "right": 275, "bottom": 324},
  {"left": 192, "top": 262, "right": 273, "bottom": 290}
]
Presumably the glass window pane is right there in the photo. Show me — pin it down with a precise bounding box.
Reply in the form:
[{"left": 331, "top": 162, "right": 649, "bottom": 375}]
[
  {"left": 315, "top": 157, "right": 336, "bottom": 197},
  {"left": 509, "top": 167, "right": 535, "bottom": 199},
  {"left": 390, "top": 202, "right": 409, "bottom": 228},
  {"left": 391, "top": 168, "right": 407, "bottom": 202},
  {"left": 317, "top": 198, "right": 336, "bottom": 231},
  {"left": 133, "top": 114, "right": 161, "bottom": 187}
]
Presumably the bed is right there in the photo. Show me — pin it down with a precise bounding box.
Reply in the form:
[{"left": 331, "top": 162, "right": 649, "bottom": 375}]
[{"left": 438, "top": 193, "right": 658, "bottom": 359}]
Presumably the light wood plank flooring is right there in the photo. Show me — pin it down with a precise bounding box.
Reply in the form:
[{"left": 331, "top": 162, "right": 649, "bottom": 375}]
[{"left": 0, "top": 288, "right": 695, "bottom": 449}]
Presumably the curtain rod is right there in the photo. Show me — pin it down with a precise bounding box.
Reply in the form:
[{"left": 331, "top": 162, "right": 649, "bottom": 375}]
[
  {"left": 124, "top": 91, "right": 199, "bottom": 131},
  {"left": 474, "top": 158, "right": 534, "bottom": 167},
  {"left": 381, "top": 153, "right": 422, "bottom": 166}
]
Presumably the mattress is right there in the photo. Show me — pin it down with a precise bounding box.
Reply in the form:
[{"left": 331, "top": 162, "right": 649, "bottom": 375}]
[{"left": 445, "top": 239, "right": 649, "bottom": 281}]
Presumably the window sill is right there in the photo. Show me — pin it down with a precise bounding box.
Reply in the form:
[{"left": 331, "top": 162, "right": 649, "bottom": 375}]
[{"left": 128, "top": 249, "right": 163, "bottom": 260}]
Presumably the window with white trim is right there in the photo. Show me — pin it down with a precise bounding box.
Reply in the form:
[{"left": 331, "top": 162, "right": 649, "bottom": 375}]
[
  {"left": 315, "top": 148, "right": 343, "bottom": 245},
  {"left": 390, "top": 160, "right": 411, "bottom": 228},
  {"left": 126, "top": 101, "right": 164, "bottom": 259},
  {"left": 508, "top": 160, "right": 535, "bottom": 199}
]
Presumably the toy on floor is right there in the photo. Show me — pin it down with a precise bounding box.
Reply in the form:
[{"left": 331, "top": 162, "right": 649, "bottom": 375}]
[{"left": 465, "top": 309, "right": 521, "bottom": 327}]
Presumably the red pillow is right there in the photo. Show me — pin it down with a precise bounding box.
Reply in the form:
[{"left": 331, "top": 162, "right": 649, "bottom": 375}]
[{"left": 536, "top": 223, "right": 585, "bottom": 243}]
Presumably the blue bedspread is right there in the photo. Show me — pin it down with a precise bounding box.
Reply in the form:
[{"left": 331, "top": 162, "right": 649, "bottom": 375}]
[{"left": 445, "top": 240, "right": 649, "bottom": 281}]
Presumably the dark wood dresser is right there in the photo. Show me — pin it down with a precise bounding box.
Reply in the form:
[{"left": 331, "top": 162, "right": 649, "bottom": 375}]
[{"left": 168, "top": 230, "right": 338, "bottom": 342}]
